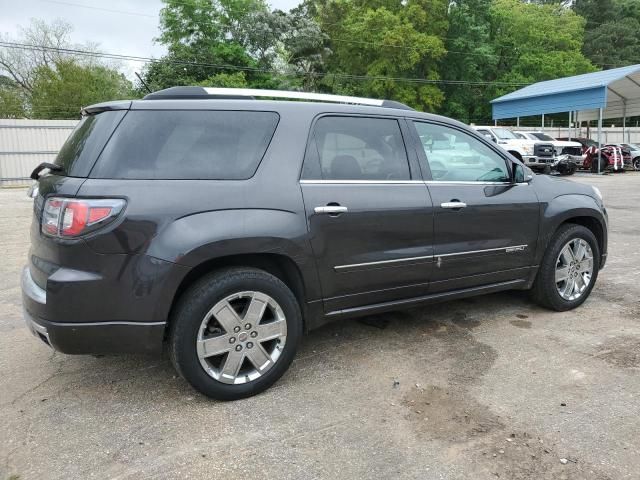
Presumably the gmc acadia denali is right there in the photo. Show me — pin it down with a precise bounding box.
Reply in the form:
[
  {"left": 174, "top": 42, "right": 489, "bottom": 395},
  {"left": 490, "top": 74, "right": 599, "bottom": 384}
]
[{"left": 22, "top": 87, "right": 608, "bottom": 400}]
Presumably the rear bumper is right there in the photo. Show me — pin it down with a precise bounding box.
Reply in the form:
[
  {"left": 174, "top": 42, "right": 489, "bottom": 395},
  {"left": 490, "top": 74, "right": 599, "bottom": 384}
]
[{"left": 22, "top": 266, "right": 165, "bottom": 354}]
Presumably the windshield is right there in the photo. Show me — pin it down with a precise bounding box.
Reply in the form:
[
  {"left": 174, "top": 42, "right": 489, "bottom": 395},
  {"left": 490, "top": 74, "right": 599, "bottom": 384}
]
[
  {"left": 514, "top": 132, "right": 527, "bottom": 139},
  {"left": 532, "top": 133, "right": 555, "bottom": 141},
  {"left": 493, "top": 128, "right": 517, "bottom": 140},
  {"left": 623, "top": 143, "right": 640, "bottom": 150}
]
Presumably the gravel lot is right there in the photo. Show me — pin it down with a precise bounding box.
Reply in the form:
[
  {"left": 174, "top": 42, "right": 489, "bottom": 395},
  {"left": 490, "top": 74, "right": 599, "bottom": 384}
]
[{"left": 1, "top": 173, "right": 639, "bottom": 480}]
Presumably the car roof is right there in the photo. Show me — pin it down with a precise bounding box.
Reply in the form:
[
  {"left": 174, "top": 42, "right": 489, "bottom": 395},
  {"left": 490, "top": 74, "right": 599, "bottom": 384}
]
[{"left": 84, "top": 98, "right": 472, "bottom": 131}]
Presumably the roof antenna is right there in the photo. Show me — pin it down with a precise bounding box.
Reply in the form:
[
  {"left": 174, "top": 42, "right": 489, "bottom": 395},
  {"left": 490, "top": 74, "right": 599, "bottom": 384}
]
[{"left": 135, "top": 72, "right": 152, "bottom": 94}]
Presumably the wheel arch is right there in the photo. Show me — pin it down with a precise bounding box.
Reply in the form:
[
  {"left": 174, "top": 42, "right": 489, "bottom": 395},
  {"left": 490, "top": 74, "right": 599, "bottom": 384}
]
[
  {"left": 537, "top": 195, "right": 608, "bottom": 267},
  {"left": 166, "top": 253, "right": 309, "bottom": 336},
  {"left": 508, "top": 150, "right": 523, "bottom": 161}
]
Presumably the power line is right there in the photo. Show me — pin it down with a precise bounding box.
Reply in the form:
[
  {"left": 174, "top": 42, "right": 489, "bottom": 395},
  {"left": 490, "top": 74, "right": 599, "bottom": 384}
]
[
  {"left": 0, "top": 41, "right": 533, "bottom": 87},
  {"left": 38, "top": 0, "right": 157, "bottom": 18}
]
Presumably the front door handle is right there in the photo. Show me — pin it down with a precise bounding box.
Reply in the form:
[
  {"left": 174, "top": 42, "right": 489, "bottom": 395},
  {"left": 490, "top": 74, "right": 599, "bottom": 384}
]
[
  {"left": 441, "top": 201, "right": 467, "bottom": 209},
  {"left": 314, "top": 205, "right": 348, "bottom": 215}
]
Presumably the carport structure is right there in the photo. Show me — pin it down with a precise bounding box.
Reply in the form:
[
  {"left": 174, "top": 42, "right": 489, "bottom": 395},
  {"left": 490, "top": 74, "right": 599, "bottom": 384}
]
[{"left": 491, "top": 64, "right": 640, "bottom": 173}]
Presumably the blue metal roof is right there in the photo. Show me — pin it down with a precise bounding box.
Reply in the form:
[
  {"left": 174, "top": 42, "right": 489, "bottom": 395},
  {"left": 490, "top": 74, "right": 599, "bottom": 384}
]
[{"left": 491, "top": 64, "right": 640, "bottom": 120}]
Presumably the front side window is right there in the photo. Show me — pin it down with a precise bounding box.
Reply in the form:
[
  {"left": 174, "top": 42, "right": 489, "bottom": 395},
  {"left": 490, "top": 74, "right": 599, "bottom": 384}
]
[
  {"left": 310, "top": 116, "right": 411, "bottom": 181},
  {"left": 414, "top": 122, "right": 510, "bottom": 183}
]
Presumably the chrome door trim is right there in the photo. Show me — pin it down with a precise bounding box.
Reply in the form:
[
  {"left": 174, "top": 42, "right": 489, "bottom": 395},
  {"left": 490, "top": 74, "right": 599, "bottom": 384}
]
[
  {"left": 437, "top": 245, "right": 528, "bottom": 258},
  {"left": 300, "top": 180, "right": 424, "bottom": 185},
  {"left": 424, "top": 180, "right": 513, "bottom": 186},
  {"left": 334, "top": 254, "right": 435, "bottom": 272},
  {"left": 300, "top": 179, "right": 530, "bottom": 186}
]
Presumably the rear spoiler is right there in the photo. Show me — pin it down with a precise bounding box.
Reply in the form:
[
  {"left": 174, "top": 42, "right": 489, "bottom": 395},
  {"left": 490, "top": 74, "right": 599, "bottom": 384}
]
[{"left": 81, "top": 100, "right": 132, "bottom": 116}]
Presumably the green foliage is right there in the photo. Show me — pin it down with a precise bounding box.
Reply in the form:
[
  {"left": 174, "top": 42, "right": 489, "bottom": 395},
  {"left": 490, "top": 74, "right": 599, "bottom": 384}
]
[
  {"left": 30, "top": 60, "right": 133, "bottom": 119},
  {"left": 441, "top": 0, "right": 595, "bottom": 123},
  {"left": 576, "top": 0, "right": 640, "bottom": 68},
  {"left": 314, "top": 0, "right": 448, "bottom": 111},
  {"left": 0, "top": 77, "right": 26, "bottom": 118}
]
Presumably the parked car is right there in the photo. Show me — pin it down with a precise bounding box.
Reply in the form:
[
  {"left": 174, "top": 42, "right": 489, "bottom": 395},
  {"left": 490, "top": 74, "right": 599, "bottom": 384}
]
[
  {"left": 23, "top": 87, "right": 608, "bottom": 400},
  {"left": 472, "top": 126, "right": 555, "bottom": 172},
  {"left": 514, "top": 131, "right": 583, "bottom": 165},
  {"left": 611, "top": 143, "right": 640, "bottom": 170},
  {"left": 557, "top": 137, "right": 598, "bottom": 154},
  {"left": 583, "top": 144, "right": 632, "bottom": 172}
]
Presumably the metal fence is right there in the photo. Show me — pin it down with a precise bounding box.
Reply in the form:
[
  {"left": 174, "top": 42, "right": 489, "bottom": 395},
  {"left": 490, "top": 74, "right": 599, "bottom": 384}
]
[{"left": 0, "top": 119, "right": 78, "bottom": 187}]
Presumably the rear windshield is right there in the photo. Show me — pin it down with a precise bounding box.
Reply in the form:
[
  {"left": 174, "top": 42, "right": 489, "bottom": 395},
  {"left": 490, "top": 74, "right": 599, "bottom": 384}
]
[
  {"left": 54, "top": 110, "right": 126, "bottom": 177},
  {"left": 91, "top": 110, "right": 279, "bottom": 180}
]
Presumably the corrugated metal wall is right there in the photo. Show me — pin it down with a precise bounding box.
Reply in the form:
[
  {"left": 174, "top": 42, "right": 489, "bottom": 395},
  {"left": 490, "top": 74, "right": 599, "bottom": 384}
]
[{"left": 0, "top": 119, "right": 78, "bottom": 187}]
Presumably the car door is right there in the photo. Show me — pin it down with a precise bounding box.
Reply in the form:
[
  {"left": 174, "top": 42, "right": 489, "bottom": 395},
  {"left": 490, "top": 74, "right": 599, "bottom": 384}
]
[
  {"left": 409, "top": 120, "right": 540, "bottom": 293},
  {"left": 300, "top": 115, "right": 435, "bottom": 314}
]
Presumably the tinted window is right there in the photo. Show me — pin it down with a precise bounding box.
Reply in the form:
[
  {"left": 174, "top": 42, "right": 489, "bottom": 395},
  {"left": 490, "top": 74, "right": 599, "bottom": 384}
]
[
  {"left": 55, "top": 110, "right": 126, "bottom": 177},
  {"left": 92, "top": 110, "right": 279, "bottom": 180},
  {"left": 311, "top": 116, "right": 410, "bottom": 180},
  {"left": 414, "top": 122, "right": 510, "bottom": 182}
]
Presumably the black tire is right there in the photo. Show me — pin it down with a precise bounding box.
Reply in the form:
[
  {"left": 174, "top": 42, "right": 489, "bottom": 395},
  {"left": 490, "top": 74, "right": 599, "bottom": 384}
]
[
  {"left": 530, "top": 224, "right": 600, "bottom": 311},
  {"left": 634, "top": 157, "right": 640, "bottom": 171},
  {"left": 169, "top": 267, "right": 303, "bottom": 400}
]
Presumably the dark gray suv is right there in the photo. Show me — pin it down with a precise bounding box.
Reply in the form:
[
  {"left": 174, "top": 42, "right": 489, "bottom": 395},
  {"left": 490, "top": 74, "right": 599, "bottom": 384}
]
[{"left": 22, "top": 87, "right": 608, "bottom": 400}]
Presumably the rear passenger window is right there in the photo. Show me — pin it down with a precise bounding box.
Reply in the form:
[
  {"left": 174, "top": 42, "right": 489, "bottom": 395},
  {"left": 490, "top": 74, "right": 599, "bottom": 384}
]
[
  {"left": 91, "top": 110, "right": 279, "bottom": 180},
  {"left": 311, "top": 116, "right": 410, "bottom": 180}
]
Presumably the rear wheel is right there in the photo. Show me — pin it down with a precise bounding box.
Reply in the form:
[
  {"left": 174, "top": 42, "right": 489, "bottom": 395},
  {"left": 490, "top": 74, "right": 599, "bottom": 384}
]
[
  {"left": 531, "top": 224, "right": 599, "bottom": 311},
  {"left": 169, "top": 267, "right": 302, "bottom": 400}
]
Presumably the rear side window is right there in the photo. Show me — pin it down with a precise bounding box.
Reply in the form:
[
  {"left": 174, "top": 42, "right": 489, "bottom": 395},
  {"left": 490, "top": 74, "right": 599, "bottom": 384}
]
[
  {"left": 310, "top": 116, "right": 410, "bottom": 180},
  {"left": 55, "top": 110, "right": 126, "bottom": 177},
  {"left": 91, "top": 110, "right": 279, "bottom": 180}
]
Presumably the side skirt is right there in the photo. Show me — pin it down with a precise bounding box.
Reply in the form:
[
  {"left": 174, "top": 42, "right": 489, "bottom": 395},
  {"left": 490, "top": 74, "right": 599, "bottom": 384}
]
[{"left": 322, "top": 278, "right": 527, "bottom": 321}]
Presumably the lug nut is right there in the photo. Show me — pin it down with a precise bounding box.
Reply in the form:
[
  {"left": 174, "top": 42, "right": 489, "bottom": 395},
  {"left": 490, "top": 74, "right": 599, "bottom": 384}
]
[
  {"left": 245, "top": 323, "right": 252, "bottom": 330},
  {"left": 250, "top": 331, "right": 258, "bottom": 338},
  {"left": 229, "top": 337, "right": 236, "bottom": 344},
  {"left": 235, "top": 345, "right": 242, "bottom": 351},
  {"left": 233, "top": 326, "right": 241, "bottom": 333},
  {"left": 246, "top": 342, "right": 253, "bottom": 349}
]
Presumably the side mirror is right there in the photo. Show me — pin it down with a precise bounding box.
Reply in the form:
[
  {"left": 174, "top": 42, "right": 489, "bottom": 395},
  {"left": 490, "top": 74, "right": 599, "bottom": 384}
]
[{"left": 513, "top": 163, "right": 533, "bottom": 183}]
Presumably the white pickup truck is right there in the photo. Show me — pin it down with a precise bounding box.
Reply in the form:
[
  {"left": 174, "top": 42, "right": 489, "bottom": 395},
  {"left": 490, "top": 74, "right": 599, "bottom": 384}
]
[
  {"left": 472, "top": 126, "right": 555, "bottom": 172},
  {"left": 514, "top": 131, "right": 583, "bottom": 166}
]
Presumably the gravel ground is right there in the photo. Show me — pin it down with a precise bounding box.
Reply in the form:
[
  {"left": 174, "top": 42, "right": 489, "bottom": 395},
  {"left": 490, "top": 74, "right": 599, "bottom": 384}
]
[{"left": 1, "top": 173, "right": 639, "bottom": 480}]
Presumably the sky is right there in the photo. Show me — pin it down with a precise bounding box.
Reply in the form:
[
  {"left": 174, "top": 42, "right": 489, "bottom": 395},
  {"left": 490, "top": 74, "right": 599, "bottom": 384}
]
[{"left": 0, "top": 0, "right": 301, "bottom": 78}]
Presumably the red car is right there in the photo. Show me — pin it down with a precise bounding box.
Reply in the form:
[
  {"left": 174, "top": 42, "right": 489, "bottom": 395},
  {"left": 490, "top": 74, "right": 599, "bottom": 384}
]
[{"left": 583, "top": 144, "right": 632, "bottom": 172}]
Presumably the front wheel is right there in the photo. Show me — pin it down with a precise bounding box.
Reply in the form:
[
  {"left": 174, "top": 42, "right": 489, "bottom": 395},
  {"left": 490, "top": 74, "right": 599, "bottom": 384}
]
[
  {"left": 633, "top": 157, "right": 640, "bottom": 171},
  {"left": 169, "top": 268, "right": 302, "bottom": 400},
  {"left": 530, "top": 224, "right": 600, "bottom": 311}
]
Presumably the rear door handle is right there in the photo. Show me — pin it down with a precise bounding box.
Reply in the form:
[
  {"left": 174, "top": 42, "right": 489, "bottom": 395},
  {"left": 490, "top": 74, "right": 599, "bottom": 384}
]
[
  {"left": 441, "top": 201, "right": 467, "bottom": 209},
  {"left": 314, "top": 205, "right": 348, "bottom": 215}
]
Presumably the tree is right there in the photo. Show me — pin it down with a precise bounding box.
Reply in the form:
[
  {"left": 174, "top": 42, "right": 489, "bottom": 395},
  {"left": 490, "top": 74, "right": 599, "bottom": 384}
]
[
  {"left": 145, "top": 0, "right": 329, "bottom": 91},
  {"left": 30, "top": 59, "right": 133, "bottom": 119},
  {"left": 441, "top": 0, "right": 595, "bottom": 123},
  {"left": 0, "top": 18, "right": 96, "bottom": 93},
  {"left": 313, "top": 0, "right": 448, "bottom": 111},
  {"left": 0, "top": 76, "right": 26, "bottom": 118},
  {"left": 575, "top": 0, "right": 640, "bottom": 68}
]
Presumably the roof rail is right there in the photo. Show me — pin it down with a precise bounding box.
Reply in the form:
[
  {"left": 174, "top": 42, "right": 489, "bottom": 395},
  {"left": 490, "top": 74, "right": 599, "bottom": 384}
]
[{"left": 143, "top": 86, "right": 414, "bottom": 110}]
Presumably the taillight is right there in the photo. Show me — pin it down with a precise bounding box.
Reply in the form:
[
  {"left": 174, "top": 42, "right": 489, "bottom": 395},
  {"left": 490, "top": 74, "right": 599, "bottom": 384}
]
[{"left": 41, "top": 197, "right": 126, "bottom": 238}]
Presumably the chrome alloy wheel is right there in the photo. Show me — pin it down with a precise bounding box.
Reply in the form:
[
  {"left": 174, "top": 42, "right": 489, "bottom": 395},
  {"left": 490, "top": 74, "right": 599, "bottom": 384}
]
[
  {"left": 555, "top": 238, "right": 594, "bottom": 301},
  {"left": 196, "top": 291, "right": 287, "bottom": 385}
]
